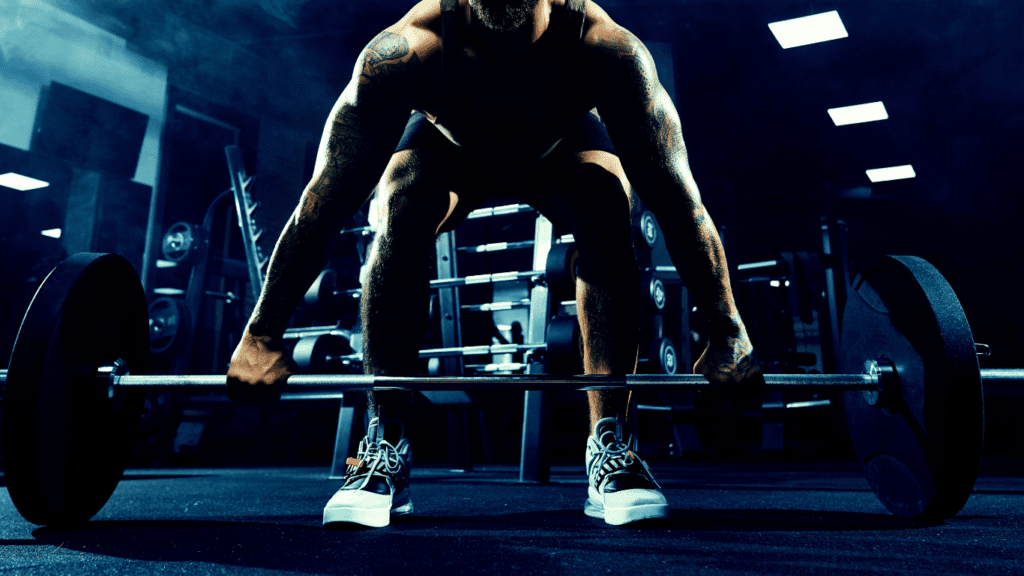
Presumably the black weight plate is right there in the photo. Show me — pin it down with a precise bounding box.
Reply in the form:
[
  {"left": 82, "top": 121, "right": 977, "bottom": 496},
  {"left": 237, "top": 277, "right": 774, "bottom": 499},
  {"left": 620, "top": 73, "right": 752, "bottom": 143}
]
[
  {"left": 545, "top": 315, "right": 581, "bottom": 374},
  {"left": 3, "top": 253, "right": 149, "bottom": 526},
  {"left": 544, "top": 242, "right": 578, "bottom": 301},
  {"left": 649, "top": 277, "right": 666, "bottom": 312},
  {"left": 293, "top": 333, "right": 354, "bottom": 373},
  {"left": 647, "top": 337, "right": 677, "bottom": 375},
  {"left": 303, "top": 269, "right": 337, "bottom": 309},
  {"left": 161, "top": 222, "right": 202, "bottom": 264},
  {"left": 841, "top": 255, "right": 983, "bottom": 520},
  {"left": 148, "top": 297, "right": 190, "bottom": 354},
  {"left": 635, "top": 210, "right": 658, "bottom": 248}
]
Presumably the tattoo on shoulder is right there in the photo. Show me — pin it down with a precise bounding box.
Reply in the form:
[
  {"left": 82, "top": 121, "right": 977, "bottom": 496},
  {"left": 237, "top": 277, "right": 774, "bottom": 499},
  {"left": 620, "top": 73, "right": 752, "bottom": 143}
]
[
  {"left": 596, "top": 27, "right": 641, "bottom": 59},
  {"left": 360, "top": 31, "right": 420, "bottom": 84}
]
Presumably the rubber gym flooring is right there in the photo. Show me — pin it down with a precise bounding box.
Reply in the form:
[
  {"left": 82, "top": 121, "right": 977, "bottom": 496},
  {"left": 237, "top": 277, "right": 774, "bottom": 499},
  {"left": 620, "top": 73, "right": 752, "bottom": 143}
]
[{"left": 1, "top": 462, "right": 1022, "bottom": 575}]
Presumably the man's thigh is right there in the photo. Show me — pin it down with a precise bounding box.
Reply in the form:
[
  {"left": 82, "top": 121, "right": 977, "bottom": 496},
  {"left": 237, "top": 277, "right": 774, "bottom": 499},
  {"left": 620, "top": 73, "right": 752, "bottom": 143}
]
[
  {"left": 380, "top": 111, "right": 634, "bottom": 236},
  {"left": 525, "top": 149, "right": 634, "bottom": 236},
  {"left": 381, "top": 113, "right": 496, "bottom": 235}
]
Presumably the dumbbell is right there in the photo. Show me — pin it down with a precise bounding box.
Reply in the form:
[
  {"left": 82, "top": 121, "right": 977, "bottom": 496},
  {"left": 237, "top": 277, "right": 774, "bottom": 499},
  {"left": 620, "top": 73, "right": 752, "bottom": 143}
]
[{"left": 0, "top": 252, "right": 1015, "bottom": 526}]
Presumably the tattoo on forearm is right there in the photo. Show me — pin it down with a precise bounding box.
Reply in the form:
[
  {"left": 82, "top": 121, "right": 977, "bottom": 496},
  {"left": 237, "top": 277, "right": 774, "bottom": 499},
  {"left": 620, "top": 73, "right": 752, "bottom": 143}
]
[
  {"left": 308, "top": 107, "right": 371, "bottom": 199},
  {"left": 596, "top": 29, "right": 746, "bottom": 352},
  {"left": 649, "top": 102, "right": 684, "bottom": 158}
]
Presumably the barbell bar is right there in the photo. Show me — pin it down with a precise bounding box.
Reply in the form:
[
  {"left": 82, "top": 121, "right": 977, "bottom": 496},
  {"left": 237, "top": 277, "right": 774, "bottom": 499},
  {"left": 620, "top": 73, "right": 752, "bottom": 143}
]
[
  {"left": 1, "top": 367, "right": 1021, "bottom": 395},
  {"left": 0, "top": 368, "right": 884, "bottom": 394}
]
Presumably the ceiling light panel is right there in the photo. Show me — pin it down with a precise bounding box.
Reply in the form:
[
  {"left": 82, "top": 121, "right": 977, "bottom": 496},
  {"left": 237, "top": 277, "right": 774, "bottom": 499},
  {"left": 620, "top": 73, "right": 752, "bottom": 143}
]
[
  {"left": 866, "top": 165, "right": 916, "bottom": 183},
  {"left": 828, "top": 102, "right": 889, "bottom": 126},
  {"left": 0, "top": 172, "right": 50, "bottom": 191},
  {"left": 769, "top": 11, "right": 849, "bottom": 49}
]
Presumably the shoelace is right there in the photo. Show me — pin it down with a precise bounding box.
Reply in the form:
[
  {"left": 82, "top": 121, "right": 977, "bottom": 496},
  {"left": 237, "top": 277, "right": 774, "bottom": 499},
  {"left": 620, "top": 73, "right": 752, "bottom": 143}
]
[
  {"left": 588, "top": 430, "right": 661, "bottom": 491},
  {"left": 344, "top": 436, "right": 405, "bottom": 490}
]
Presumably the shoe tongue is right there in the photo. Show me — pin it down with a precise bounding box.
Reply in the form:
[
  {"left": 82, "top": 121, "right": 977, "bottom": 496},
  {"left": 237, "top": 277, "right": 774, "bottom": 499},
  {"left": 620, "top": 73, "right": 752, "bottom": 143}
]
[
  {"left": 593, "top": 417, "right": 624, "bottom": 446},
  {"left": 366, "top": 416, "right": 404, "bottom": 446},
  {"left": 366, "top": 417, "right": 385, "bottom": 444}
]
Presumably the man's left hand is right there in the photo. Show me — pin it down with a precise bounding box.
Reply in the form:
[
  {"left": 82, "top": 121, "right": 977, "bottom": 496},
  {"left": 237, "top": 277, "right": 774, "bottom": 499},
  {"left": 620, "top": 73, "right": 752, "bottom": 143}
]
[{"left": 693, "top": 329, "right": 766, "bottom": 413}]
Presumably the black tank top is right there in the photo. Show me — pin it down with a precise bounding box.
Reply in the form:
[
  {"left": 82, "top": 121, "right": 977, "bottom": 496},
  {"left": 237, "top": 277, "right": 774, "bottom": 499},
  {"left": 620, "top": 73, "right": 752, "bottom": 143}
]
[{"left": 439, "top": 0, "right": 587, "bottom": 108}]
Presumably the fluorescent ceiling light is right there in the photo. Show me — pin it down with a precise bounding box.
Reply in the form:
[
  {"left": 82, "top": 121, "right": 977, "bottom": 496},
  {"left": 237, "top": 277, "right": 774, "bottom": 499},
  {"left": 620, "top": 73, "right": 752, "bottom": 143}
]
[
  {"left": 769, "top": 11, "right": 848, "bottom": 49},
  {"left": 866, "top": 165, "right": 916, "bottom": 183},
  {"left": 41, "top": 228, "right": 62, "bottom": 239},
  {"left": 828, "top": 102, "right": 889, "bottom": 126},
  {"left": 0, "top": 172, "right": 50, "bottom": 191}
]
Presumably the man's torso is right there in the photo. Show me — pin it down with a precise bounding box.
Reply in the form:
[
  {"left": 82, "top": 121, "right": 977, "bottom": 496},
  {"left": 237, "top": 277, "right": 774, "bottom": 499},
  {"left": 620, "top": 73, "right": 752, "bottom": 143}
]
[{"left": 393, "top": 0, "right": 612, "bottom": 160}]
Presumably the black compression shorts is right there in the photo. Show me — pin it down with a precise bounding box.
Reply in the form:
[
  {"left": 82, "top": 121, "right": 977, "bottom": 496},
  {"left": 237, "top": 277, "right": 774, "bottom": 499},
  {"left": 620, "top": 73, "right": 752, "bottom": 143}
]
[{"left": 394, "top": 111, "right": 618, "bottom": 157}]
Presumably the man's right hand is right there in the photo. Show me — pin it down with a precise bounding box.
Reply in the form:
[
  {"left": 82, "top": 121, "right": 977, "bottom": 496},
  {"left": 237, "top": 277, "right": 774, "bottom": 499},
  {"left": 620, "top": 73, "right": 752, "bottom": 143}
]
[{"left": 226, "top": 331, "right": 296, "bottom": 405}]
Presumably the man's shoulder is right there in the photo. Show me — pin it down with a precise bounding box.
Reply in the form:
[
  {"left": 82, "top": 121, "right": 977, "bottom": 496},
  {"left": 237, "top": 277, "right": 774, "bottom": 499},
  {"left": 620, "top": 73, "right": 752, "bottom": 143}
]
[
  {"left": 580, "top": 4, "right": 643, "bottom": 61},
  {"left": 391, "top": 0, "right": 444, "bottom": 59},
  {"left": 353, "top": 1, "right": 444, "bottom": 90}
]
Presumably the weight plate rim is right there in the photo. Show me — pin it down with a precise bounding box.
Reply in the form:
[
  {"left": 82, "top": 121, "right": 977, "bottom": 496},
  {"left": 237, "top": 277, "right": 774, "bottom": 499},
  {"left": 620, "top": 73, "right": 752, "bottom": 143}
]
[
  {"left": 841, "top": 255, "right": 983, "bottom": 520},
  {"left": 2, "top": 253, "right": 150, "bottom": 526}
]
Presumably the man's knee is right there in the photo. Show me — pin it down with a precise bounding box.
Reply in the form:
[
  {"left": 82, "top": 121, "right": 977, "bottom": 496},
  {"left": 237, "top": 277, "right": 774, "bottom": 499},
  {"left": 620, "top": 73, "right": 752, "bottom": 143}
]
[
  {"left": 563, "top": 165, "right": 638, "bottom": 287},
  {"left": 376, "top": 152, "right": 450, "bottom": 234},
  {"left": 568, "top": 164, "right": 633, "bottom": 240}
]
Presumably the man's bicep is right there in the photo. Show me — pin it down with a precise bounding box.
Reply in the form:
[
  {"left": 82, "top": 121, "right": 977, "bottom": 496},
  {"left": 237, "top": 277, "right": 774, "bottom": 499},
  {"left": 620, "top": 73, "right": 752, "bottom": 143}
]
[
  {"left": 307, "top": 29, "right": 421, "bottom": 200},
  {"left": 595, "top": 29, "right": 697, "bottom": 196}
]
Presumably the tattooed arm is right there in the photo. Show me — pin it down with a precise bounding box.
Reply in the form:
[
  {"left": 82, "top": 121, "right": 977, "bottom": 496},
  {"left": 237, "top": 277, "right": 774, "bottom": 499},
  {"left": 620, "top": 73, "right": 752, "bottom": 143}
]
[
  {"left": 592, "top": 25, "right": 761, "bottom": 386},
  {"left": 227, "top": 29, "right": 424, "bottom": 401}
]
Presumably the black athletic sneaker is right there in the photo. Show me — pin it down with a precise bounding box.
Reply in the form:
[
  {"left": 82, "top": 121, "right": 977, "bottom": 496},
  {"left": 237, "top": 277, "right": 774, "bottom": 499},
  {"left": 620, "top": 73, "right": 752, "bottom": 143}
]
[
  {"left": 323, "top": 416, "right": 412, "bottom": 527},
  {"left": 584, "top": 416, "right": 669, "bottom": 525}
]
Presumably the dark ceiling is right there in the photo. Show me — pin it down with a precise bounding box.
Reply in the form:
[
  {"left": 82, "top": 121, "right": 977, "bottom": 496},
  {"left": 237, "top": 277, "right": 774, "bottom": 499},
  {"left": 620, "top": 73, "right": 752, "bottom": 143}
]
[{"left": 57, "top": 0, "right": 1024, "bottom": 357}]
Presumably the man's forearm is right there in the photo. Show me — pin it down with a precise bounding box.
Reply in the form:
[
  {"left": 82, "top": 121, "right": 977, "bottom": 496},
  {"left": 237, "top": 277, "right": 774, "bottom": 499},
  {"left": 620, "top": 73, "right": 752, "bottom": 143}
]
[
  {"left": 245, "top": 190, "right": 352, "bottom": 339},
  {"left": 657, "top": 201, "right": 745, "bottom": 342}
]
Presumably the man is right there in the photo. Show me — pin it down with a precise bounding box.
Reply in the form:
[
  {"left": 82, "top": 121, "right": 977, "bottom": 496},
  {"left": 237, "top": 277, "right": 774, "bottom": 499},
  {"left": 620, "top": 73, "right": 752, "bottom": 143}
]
[{"left": 227, "top": 0, "right": 763, "bottom": 528}]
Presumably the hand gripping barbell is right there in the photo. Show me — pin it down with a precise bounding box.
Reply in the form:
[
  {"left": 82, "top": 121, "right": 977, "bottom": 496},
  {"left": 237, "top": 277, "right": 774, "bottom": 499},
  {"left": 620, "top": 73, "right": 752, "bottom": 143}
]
[{"left": 1, "top": 252, "right": 1018, "bottom": 526}]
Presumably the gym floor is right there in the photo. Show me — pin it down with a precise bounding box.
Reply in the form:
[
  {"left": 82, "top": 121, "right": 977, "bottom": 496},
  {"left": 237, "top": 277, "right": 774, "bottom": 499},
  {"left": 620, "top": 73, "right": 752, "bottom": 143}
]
[{"left": 2, "top": 462, "right": 1021, "bottom": 575}]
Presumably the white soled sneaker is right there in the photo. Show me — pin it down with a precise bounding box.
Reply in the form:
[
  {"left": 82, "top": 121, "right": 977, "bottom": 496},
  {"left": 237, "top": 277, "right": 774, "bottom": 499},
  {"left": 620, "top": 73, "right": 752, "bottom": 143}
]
[
  {"left": 323, "top": 416, "right": 413, "bottom": 528},
  {"left": 584, "top": 416, "right": 669, "bottom": 525}
]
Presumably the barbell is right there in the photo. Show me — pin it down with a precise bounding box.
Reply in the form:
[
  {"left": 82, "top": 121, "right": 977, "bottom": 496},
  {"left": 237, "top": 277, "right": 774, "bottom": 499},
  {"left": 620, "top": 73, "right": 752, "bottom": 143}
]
[{"left": 1, "top": 252, "right": 1018, "bottom": 527}]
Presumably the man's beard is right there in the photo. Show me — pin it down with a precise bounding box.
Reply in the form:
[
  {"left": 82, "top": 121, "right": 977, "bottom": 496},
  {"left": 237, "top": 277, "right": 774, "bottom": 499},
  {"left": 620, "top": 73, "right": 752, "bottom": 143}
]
[{"left": 469, "top": 0, "right": 542, "bottom": 32}]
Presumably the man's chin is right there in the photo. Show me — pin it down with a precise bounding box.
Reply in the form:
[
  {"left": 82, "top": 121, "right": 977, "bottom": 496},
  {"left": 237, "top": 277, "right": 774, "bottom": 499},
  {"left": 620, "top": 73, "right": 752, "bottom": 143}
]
[{"left": 469, "top": 0, "right": 540, "bottom": 32}]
